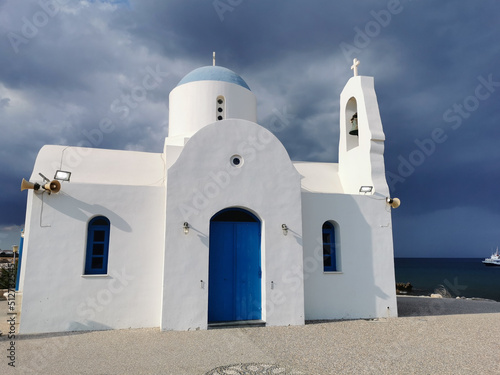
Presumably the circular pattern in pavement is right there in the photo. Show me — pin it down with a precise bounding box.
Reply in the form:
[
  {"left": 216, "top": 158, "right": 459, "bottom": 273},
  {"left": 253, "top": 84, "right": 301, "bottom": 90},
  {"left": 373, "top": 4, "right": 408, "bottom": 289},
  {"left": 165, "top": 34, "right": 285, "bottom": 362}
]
[{"left": 205, "top": 363, "right": 302, "bottom": 375}]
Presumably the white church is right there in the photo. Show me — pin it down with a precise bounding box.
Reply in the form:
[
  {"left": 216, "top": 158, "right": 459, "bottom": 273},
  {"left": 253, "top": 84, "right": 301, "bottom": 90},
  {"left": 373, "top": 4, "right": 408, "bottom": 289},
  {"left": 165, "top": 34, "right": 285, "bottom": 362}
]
[{"left": 17, "top": 58, "right": 398, "bottom": 334}]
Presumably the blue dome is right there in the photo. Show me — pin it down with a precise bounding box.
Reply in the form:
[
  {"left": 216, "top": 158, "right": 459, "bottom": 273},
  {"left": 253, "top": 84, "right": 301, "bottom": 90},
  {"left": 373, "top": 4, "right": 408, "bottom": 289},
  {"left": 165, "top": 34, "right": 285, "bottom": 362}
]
[{"left": 177, "top": 66, "right": 251, "bottom": 91}]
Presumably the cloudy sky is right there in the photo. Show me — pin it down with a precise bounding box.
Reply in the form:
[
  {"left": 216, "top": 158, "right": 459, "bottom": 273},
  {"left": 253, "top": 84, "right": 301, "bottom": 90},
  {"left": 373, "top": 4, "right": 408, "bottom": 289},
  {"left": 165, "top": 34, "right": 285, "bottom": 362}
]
[{"left": 0, "top": 0, "right": 499, "bottom": 257}]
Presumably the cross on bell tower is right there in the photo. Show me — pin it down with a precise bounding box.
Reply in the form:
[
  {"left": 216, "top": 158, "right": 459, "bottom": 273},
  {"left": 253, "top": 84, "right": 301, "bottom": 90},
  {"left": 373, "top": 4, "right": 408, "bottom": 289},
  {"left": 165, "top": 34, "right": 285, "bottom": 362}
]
[{"left": 351, "top": 58, "right": 360, "bottom": 76}]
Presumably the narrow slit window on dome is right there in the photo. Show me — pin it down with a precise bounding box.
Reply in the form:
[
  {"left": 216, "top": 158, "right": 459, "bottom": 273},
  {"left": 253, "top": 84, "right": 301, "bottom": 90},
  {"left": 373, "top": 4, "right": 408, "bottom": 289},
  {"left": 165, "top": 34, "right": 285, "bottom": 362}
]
[{"left": 216, "top": 95, "right": 225, "bottom": 121}]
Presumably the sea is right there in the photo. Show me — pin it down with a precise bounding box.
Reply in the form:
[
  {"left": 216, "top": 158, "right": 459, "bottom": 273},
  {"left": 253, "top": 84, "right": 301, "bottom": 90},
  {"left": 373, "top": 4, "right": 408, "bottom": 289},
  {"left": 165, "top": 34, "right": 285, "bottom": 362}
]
[{"left": 394, "top": 258, "right": 500, "bottom": 302}]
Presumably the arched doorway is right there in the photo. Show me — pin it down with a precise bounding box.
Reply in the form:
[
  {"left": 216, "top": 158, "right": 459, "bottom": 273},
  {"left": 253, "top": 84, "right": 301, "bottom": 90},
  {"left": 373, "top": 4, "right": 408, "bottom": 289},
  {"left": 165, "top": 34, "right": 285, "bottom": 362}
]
[{"left": 208, "top": 208, "right": 262, "bottom": 323}]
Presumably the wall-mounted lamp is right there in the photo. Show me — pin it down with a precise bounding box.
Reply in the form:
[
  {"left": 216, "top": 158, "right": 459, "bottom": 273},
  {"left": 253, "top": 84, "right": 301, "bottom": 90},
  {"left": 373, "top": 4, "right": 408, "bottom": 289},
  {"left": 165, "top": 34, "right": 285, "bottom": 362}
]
[
  {"left": 183, "top": 222, "right": 190, "bottom": 235},
  {"left": 359, "top": 186, "right": 373, "bottom": 193},
  {"left": 282, "top": 224, "right": 288, "bottom": 236},
  {"left": 54, "top": 170, "right": 71, "bottom": 181},
  {"left": 386, "top": 197, "right": 401, "bottom": 209}
]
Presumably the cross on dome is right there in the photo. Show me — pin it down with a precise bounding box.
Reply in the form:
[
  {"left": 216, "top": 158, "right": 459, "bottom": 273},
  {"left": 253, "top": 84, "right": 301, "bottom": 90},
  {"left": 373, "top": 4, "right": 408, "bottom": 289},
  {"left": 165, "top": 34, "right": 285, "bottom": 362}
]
[{"left": 351, "top": 58, "right": 360, "bottom": 76}]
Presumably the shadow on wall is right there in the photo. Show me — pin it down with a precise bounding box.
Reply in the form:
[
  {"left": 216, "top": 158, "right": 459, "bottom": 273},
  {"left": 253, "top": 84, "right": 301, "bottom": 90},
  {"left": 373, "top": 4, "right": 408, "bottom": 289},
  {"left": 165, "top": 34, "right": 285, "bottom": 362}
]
[
  {"left": 37, "top": 190, "right": 132, "bottom": 233},
  {"left": 286, "top": 228, "right": 304, "bottom": 247},
  {"left": 348, "top": 194, "right": 389, "bottom": 316}
]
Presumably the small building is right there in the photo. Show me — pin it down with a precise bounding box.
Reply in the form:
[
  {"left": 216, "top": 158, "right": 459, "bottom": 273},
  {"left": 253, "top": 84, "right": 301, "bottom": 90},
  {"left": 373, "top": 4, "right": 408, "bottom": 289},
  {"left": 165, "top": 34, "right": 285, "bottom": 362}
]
[
  {"left": 18, "top": 61, "right": 398, "bottom": 334},
  {"left": 0, "top": 250, "right": 15, "bottom": 267},
  {"left": 0, "top": 250, "right": 14, "bottom": 258}
]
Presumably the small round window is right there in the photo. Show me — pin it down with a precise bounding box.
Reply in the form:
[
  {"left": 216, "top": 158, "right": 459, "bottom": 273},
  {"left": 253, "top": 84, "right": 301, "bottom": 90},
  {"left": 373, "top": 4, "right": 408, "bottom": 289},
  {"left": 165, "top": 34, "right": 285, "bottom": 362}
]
[{"left": 230, "top": 155, "right": 243, "bottom": 167}]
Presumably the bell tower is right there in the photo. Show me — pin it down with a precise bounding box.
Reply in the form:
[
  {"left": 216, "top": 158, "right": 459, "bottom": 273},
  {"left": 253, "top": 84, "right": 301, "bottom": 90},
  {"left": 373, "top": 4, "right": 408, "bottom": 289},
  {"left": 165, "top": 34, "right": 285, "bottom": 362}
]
[{"left": 338, "top": 59, "right": 389, "bottom": 196}]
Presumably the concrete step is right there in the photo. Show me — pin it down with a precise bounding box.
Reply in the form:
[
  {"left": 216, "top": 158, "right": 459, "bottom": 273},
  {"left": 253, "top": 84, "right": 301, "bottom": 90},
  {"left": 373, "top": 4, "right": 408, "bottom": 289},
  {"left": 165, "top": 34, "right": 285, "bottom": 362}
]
[{"left": 208, "top": 319, "right": 266, "bottom": 329}]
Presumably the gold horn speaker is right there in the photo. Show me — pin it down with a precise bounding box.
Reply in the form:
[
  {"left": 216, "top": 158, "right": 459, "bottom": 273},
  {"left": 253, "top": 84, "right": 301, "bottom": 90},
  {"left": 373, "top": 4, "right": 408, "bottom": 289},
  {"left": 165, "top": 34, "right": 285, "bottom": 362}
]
[
  {"left": 21, "top": 178, "right": 41, "bottom": 191},
  {"left": 386, "top": 197, "right": 401, "bottom": 209},
  {"left": 43, "top": 180, "right": 61, "bottom": 194}
]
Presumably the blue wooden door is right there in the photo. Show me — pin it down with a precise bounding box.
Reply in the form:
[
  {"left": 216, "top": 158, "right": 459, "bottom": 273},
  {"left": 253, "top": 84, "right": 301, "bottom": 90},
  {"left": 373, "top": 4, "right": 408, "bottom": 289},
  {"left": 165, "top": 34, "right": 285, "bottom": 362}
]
[
  {"left": 208, "top": 222, "right": 235, "bottom": 322},
  {"left": 209, "top": 219, "right": 261, "bottom": 323}
]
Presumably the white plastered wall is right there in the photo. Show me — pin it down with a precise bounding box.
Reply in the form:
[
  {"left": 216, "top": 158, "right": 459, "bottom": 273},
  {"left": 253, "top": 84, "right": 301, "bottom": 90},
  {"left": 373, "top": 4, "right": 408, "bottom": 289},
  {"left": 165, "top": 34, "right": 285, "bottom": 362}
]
[
  {"left": 19, "top": 146, "right": 166, "bottom": 334},
  {"left": 161, "top": 119, "right": 304, "bottom": 331},
  {"left": 301, "top": 192, "right": 398, "bottom": 320}
]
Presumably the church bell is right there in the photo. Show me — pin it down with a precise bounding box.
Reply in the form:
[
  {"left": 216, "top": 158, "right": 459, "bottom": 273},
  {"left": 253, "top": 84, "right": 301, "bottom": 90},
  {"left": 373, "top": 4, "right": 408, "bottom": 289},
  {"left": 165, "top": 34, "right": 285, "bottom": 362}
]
[
  {"left": 349, "top": 113, "right": 358, "bottom": 135},
  {"left": 349, "top": 113, "right": 358, "bottom": 136}
]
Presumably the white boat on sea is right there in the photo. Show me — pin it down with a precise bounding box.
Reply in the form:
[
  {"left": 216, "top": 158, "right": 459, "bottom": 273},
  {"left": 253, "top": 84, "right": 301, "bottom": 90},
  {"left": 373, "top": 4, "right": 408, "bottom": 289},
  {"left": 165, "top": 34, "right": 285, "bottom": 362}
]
[{"left": 482, "top": 247, "right": 500, "bottom": 267}]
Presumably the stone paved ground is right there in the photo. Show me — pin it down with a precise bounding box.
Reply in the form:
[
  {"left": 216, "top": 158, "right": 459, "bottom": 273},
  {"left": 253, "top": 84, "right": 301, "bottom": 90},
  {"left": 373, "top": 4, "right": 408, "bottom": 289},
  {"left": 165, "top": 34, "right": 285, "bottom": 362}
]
[{"left": 1, "top": 297, "right": 499, "bottom": 375}]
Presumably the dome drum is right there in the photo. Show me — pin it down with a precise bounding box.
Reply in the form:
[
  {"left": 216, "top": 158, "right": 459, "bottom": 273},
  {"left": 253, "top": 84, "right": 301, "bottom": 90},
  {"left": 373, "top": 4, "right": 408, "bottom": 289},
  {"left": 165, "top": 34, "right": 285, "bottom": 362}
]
[{"left": 168, "top": 66, "right": 257, "bottom": 138}]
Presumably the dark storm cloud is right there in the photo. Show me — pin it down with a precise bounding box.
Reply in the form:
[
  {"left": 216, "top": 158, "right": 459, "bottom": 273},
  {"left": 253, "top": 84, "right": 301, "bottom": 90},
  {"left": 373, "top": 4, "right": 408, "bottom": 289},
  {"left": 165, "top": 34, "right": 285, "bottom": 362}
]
[
  {"left": 125, "top": 1, "right": 356, "bottom": 62},
  {"left": 1, "top": 0, "right": 499, "bottom": 256}
]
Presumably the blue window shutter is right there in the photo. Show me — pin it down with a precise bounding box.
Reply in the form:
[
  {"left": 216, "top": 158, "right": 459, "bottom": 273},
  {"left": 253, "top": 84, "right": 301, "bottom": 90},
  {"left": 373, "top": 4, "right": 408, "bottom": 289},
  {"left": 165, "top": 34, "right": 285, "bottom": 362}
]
[
  {"left": 85, "top": 216, "right": 110, "bottom": 275},
  {"left": 322, "top": 222, "right": 336, "bottom": 272}
]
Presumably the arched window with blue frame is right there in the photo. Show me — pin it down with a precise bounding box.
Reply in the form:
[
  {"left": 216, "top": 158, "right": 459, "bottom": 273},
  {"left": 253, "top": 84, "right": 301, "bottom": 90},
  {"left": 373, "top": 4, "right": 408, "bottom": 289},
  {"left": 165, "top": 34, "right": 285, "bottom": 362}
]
[
  {"left": 322, "top": 221, "right": 337, "bottom": 272},
  {"left": 85, "top": 216, "right": 110, "bottom": 275}
]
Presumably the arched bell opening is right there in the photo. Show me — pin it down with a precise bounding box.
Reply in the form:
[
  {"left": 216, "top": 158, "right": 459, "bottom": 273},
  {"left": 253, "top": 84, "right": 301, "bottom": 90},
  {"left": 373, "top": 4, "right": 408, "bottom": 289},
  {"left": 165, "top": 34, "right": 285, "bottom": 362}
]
[{"left": 346, "top": 97, "right": 359, "bottom": 151}]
